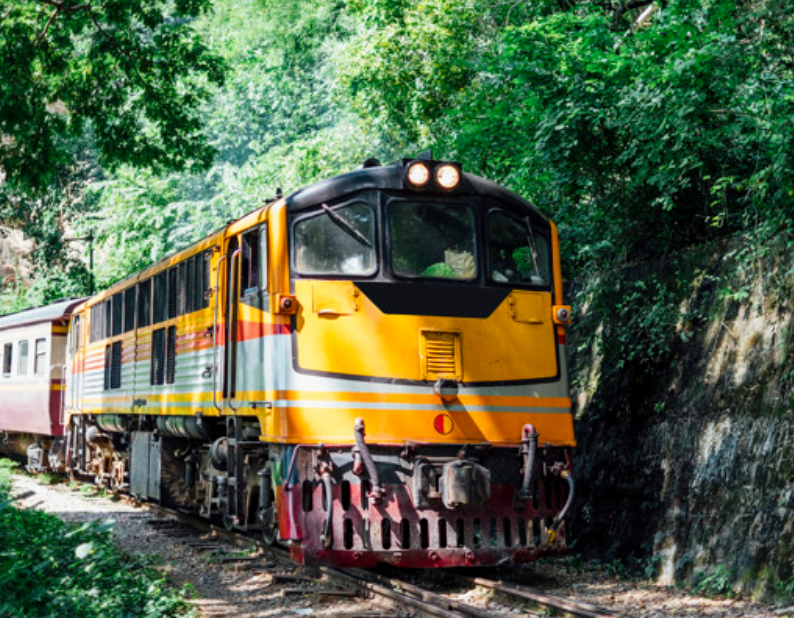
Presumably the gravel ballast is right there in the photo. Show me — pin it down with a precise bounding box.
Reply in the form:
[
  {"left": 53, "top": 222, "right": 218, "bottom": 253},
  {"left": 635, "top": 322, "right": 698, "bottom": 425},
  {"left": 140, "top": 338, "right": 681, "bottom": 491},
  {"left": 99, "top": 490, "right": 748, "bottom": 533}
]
[{"left": 9, "top": 473, "right": 786, "bottom": 618}]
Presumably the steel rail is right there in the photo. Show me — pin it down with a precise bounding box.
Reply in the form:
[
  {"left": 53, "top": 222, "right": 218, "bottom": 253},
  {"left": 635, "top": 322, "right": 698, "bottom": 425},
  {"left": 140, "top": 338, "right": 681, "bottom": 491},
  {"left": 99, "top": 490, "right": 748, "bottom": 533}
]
[
  {"left": 141, "top": 504, "right": 481, "bottom": 618},
  {"left": 121, "top": 501, "right": 634, "bottom": 618},
  {"left": 322, "top": 568, "right": 483, "bottom": 618},
  {"left": 463, "top": 575, "right": 636, "bottom": 618}
]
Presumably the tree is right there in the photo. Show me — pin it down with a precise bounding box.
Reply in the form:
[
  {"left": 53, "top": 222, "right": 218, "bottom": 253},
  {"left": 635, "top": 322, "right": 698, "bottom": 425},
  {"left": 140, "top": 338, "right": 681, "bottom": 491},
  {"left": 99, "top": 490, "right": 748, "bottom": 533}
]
[{"left": 0, "top": 0, "right": 225, "bottom": 193}]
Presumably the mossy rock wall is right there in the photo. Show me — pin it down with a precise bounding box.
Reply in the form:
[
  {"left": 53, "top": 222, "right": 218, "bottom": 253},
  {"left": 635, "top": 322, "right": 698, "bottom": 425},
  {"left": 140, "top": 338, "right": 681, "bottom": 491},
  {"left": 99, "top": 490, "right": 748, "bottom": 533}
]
[{"left": 569, "top": 236, "right": 794, "bottom": 598}]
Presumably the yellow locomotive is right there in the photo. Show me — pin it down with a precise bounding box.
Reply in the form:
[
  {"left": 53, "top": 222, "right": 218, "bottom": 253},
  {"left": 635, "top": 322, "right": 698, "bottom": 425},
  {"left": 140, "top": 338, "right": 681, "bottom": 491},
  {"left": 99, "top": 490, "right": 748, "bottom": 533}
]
[{"left": 60, "top": 155, "right": 575, "bottom": 567}]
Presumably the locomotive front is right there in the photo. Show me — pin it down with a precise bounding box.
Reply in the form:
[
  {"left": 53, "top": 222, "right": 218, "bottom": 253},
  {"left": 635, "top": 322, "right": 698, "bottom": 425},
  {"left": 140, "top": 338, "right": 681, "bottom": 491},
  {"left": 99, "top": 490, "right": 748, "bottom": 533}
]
[{"left": 264, "top": 158, "right": 576, "bottom": 567}]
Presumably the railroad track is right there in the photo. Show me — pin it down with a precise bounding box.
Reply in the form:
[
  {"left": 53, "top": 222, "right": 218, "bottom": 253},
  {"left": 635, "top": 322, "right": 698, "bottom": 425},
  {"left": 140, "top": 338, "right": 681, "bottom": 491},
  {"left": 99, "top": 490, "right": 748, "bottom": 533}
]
[{"left": 138, "top": 501, "right": 636, "bottom": 618}]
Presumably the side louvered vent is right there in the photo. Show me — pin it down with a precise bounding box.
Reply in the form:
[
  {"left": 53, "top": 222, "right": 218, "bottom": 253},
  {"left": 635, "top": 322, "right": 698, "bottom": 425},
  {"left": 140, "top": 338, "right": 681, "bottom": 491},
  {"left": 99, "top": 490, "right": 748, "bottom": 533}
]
[{"left": 422, "top": 331, "right": 461, "bottom": 380}]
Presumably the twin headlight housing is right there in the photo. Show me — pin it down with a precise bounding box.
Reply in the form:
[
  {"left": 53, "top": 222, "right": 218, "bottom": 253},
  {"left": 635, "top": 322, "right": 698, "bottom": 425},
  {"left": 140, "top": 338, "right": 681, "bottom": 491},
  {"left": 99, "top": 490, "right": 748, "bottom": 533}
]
[{"left": 405, "top": 160, "right": 462, "bottom": 191}]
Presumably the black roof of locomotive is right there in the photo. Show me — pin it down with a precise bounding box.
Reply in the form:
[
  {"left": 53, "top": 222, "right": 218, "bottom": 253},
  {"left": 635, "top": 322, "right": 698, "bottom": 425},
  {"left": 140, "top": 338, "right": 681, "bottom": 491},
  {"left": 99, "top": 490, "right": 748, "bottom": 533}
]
[
  {"left": 285, "top": 160, "right": 549, "bottom": 224},
  {"left": 0, "top": 297, "right": 86, "bottom": 332}
]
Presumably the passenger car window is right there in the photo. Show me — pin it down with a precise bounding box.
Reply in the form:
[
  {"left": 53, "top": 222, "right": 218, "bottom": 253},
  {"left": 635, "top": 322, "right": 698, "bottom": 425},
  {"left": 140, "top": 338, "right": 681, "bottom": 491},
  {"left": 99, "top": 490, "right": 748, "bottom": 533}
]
[
  {"left": 3, "top": 343, "right": 12, "bottom": 376},
  {"left": 294, "top": 202, "right": 376, "bottom": 276},
  {"left": 34, "top": 339, "right": 47, "bottom": 376},
  {"left": 487, "top": 211, "right": 551, "bottom": 287},
  {"left": 18, "top": 340, "right": 29, "bottom": 376},
  {"left": 389, "top": 202, "right": 476, "bottom": 280}
]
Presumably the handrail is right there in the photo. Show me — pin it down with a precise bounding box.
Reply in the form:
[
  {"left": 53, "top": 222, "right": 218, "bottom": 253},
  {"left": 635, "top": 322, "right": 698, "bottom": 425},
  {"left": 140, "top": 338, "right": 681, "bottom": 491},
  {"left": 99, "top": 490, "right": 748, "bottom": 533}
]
[
  {"left": 227, "top": 248, "right": 242, "bottom": 412},
  {"left": 212, "top": 254, "right": 228, "bottom": 413}
]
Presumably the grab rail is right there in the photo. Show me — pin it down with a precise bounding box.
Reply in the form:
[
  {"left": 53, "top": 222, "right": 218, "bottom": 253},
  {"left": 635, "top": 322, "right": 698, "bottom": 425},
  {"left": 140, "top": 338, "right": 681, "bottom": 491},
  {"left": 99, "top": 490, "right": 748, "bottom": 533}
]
[
  {"left": 227, "top": 248, "right": 242, "bottom": 412},
  {"left": 212, "top": 254, "right": 228, "bottom": 413}
]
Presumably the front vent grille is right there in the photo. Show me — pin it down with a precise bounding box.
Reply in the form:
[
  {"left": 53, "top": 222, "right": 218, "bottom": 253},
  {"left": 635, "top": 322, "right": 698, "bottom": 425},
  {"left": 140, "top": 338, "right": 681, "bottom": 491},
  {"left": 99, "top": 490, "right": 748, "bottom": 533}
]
[{"left": 421, "top": 331, "right": 461, "bottom": 380}]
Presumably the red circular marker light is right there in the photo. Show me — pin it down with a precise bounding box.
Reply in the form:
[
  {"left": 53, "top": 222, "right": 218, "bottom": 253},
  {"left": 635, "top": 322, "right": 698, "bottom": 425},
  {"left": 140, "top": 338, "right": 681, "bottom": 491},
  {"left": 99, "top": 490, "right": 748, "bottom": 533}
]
[
  {"left": 407, "top": 162, "right": 430, "bottom": 187},
  {"left": 433, "top": 414, "right": 454, "bottom": 435},
  {"left": 436, "top": 164, "right": 460, "bottom": 190}
]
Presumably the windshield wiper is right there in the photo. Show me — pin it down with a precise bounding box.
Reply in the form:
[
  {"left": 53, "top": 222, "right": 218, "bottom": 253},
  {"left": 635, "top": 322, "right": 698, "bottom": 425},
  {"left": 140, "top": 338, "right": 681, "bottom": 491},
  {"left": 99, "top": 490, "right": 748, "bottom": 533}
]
[
  {"left": 321, "top": 203, "right": 373, "bottom": 248},
  {"left": 524, "top": 217, "right": 542, "bottom": 280}
]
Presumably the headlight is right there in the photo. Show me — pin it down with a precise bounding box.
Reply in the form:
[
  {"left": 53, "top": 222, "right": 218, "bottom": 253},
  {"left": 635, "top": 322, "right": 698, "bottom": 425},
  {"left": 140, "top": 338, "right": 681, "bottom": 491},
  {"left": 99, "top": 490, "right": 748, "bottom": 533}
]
[
  {"left": 406, "top": 161, "right": 430, "bottom": 187},
  {"left": 436, "top": 164, "right": 460, "bottom": 190}
]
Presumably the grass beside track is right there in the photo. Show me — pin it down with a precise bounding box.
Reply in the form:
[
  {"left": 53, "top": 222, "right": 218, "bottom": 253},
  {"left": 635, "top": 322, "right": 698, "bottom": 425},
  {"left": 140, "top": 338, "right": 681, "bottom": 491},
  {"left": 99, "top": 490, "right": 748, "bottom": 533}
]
[{"left": 0, "top": 459, "right": 195, "bottom": 618}]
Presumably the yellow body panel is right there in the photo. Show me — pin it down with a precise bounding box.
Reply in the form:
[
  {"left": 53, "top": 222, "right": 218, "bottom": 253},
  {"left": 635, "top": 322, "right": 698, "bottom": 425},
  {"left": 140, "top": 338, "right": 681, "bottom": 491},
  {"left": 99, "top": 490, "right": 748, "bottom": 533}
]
[
  {"left": 294, "top": 280, "right": 558, "bottom": 383},
  {"left": 250, "top": 390, "right": 574, "bottom": 447}
]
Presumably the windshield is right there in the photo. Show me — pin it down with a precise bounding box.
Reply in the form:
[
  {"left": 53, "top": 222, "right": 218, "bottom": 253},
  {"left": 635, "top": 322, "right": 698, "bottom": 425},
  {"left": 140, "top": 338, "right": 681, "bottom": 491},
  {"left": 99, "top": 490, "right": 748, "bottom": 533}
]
[
  {"left": 389, "top": 202, "right": 477, "bottom": 280},
  {"left": 293, "top": 201, "right": 377, "bottom": 276},
  {"left": 488, "top": 210, "right": 551, "bottom": 287}
]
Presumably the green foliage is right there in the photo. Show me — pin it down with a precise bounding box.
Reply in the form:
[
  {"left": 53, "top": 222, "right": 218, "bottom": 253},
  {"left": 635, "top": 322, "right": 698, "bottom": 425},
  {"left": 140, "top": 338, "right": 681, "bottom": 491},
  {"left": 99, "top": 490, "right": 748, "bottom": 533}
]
[
  {"left": 0, "top": 459, "right": 193, "bottom": 618},
  {"left": 576, "top": 272, "right": 680, "bottom": 390},
  {"left": 76, "top": 0, "right": 399, "bottom": 290},
  {"left": 339, "top": 0, "right": 794, "bottom": 275},
  {"left": 776, "top": 561, "right": 794, "bottom": 603},
  {"left": 0, "top": 0, "right": 225, "bottom": 310},
  {"left": 692, "top": 564, "right": 737, "bottom": 597},
  {"left": 5, "top": 0, "right": 794, "bottom": 325},
  {"left": 0, "top": 0, "right": 224, "bottom": 192}
]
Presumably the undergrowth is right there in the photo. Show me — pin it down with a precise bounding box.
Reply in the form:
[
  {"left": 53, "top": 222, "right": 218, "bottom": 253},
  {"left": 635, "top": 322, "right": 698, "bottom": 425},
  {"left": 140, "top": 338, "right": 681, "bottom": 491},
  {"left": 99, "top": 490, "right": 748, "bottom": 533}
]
[
  {"left": 0, "top": 459, "right": 194, "bottom": 618},
  {"left": 692, "top": 565, "right": 737, "bottom": 597}
]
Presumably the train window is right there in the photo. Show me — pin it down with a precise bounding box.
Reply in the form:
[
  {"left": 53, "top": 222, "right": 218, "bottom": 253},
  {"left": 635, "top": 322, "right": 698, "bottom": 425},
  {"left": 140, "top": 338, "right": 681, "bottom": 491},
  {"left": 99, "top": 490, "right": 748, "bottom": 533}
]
[
  {"left": 487, "top": 211, "right": 551, "bottom": 287},
  {"left": 124, "top": 288, "right": 136, "bottom": 332},
  {"left": 112, "top": 293, "right": 123, "bottom": 337},
  {"left": 2, "top": 343, "right": 11, "bottom": 376},
  {"left": 18, "top": 340, "right": 29, "bottom": 376},
  {"left": 137, "top": 279, "right": 152, "bottom": 328},
  {"left": 153, "top": 272, "right": 168, "bottom": 323},
  {"left": 34, "top": 339, "right": 47, "bottom": 376},
  {"left": 294, "top": 201, "right": 376, "bottom": 276},
  {"left": 389, "top": 202, "right": 476, "bottom": 280},
  {"left": 241, "top": 229, "right": 260, "bottom": 293},
  {"left": 71, "top": 315, "right": 81, "bottom": 353}
]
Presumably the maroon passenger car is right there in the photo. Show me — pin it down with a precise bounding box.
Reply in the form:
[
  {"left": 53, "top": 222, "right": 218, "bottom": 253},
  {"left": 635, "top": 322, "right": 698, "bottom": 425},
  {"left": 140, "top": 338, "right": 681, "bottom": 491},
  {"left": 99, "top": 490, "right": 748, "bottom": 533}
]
[{"left": 0, "top": 298, "right": 85, "bottom": 470}]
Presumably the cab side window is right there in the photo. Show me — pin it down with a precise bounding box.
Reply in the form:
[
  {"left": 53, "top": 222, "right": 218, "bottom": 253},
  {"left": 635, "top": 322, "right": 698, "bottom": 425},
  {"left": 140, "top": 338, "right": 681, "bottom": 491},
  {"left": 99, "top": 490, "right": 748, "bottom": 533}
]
[
  {"left": 487, "top": 211, "right": 552, "bottom": 287},
  {"left": 241, "top": 229, "right": 260, "bottom": 294},
  {"left": 241, "top": 225, "right": 267, "bottom": 294}
]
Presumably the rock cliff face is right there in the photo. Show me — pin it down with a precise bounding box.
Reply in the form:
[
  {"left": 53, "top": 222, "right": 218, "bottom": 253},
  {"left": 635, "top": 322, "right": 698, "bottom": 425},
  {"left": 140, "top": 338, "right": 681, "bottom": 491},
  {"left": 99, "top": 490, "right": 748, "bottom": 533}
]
[
  {"left": 569, "top": 236, "right": 794, "bottom": 598},
  {"left": 0, "top": 226, "right": 34, "bottom": 285}
]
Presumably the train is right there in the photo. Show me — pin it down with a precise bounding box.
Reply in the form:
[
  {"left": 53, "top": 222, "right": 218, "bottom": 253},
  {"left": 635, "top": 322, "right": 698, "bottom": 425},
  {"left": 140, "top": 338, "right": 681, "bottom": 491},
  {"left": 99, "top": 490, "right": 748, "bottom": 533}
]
[{"left": 0, "top": 155, "right": 575, "bottom": 568}]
